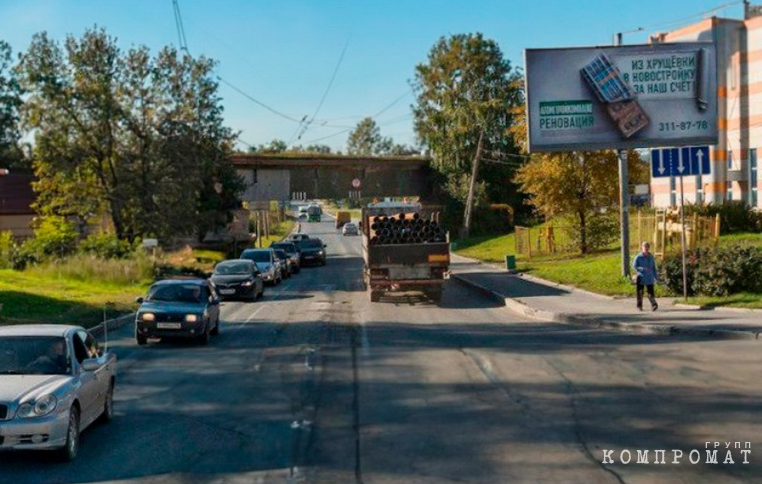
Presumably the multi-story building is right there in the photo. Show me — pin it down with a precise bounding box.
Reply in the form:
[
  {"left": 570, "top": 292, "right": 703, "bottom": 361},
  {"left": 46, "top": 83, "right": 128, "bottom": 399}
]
[{"left": 650, "top": 4, "right": 761, "bottom": 209}]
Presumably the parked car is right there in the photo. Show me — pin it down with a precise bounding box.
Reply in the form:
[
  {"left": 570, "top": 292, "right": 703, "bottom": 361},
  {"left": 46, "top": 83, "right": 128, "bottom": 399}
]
[
  {"left": 0, "top": 324, "right": 116, "bottom": 461},
  {"left": 297, "top": 238, "right": 327, "bottom": 266},
  {"left": 210, "top": 259, "right": 264, "bottom": 301},
  {"left": 272, "top": 249, "right": 294, "bottom": 278},
  {"left": 342, "top": 222, "right": 359, "bottom": 236},
  {"left": 240, "top": 248, "right": 282, "bottom": 285},
  {"left": 270, "top": 241, "right": 301, "bottom": 273},
  {"left": 135, "top": 279, "right": 221, "bottom": 346}
]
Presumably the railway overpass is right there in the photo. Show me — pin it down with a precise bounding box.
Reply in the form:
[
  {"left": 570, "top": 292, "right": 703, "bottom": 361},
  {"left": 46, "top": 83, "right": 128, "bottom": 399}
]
[{"left": 232, "top": 153, "right": 434, "bottom": 203}]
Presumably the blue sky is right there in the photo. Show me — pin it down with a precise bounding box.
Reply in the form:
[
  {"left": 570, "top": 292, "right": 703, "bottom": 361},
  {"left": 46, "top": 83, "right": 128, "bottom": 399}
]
[{"left": 0, "top": 0, "right": 746, "bottom": 152}]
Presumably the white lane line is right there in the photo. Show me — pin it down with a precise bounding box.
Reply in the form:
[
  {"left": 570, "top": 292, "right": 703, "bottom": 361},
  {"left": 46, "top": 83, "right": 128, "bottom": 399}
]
[{"left": 227, "top": 280, "right": 295, "bottom": 332}]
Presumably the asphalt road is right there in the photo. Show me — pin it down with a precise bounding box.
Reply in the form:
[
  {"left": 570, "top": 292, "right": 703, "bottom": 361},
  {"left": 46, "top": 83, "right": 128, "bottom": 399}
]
[{"left": 3, "top": 217, "right": 761, "bottom": 484}]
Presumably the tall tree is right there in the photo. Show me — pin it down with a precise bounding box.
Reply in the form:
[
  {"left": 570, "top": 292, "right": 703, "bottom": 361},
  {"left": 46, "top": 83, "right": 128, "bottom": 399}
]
[
  {"left": 19, "top": 28, "right": 242, "bottom": 241},
  {"left": 347, "top": 117, "right": 393, "bottom": 155},
  {"left": 511, "top": 108, "right": 647, "bottom": 254},
  {"left": 0, "top": 41, "right": 25, "bottom": 168},
  {"left": 412, "top": 33, "right": 523, "bottom": 238}
]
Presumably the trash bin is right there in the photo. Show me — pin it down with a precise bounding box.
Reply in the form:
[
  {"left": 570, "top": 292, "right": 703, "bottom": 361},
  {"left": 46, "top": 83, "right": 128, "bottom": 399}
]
[{"left": 505, "top": 255, "right": 516, "bottom": 271}]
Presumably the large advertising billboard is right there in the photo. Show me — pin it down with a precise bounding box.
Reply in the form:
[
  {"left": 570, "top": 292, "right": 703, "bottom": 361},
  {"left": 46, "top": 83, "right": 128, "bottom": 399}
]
[{"left": 525, "top": 43, "right": 718, "bottom": 152}]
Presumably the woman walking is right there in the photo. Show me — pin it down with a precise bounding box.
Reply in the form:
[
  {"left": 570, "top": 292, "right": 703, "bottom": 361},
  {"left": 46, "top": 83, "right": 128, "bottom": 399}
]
[{"left": 632, "top": 241, "right": 659, "bottom": 311}]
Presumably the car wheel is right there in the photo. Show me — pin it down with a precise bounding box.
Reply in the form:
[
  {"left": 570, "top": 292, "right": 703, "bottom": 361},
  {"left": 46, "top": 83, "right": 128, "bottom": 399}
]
[
  {"left": 99, "top": 382, "right": 115, "bottom": 424},
  {"left": 198, "top": 325, "right": 211, "bottom": 345},
  {"left": 136, "top": 333, "right": 147, "bottom": 346},
  {"left": 210, "top": 317, "right": 220, "bottom": 335},
  {"left": 258, "top": 286, "right": 265, "bottom": 299},
  {"left": 58, "top": 406, "right": 80, "bottom": 462}
]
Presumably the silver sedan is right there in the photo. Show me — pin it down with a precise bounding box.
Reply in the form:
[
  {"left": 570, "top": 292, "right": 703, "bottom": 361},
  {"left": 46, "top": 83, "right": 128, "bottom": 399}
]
[{"left": 0, "top": 324, "right": 117, "bottom": 461}]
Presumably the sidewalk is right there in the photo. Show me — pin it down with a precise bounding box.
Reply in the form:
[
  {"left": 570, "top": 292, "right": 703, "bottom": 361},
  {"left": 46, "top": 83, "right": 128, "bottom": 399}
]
[{"left": 450, "top": 254, "right": 762, "bottom": 341}]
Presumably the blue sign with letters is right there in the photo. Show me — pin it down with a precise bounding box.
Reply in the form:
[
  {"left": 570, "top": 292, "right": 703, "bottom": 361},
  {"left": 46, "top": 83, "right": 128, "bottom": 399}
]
[{"left": 651, "top": 146, "right": 710, "bottom": 178}]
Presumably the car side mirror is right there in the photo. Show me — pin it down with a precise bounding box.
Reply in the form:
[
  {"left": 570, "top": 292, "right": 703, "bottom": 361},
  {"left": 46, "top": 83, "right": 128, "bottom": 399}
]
[
  {"left": 323, "top": 244, "right": 327, "bottom": 248},
  {"left": 82, "top": 358, "right": 102, "bottom": 372},
  {"left": 204, "top": 271, "right": 213, "bottom": 278},
  {"left": 135, "top": 297, "right": 144, "bottom": 304},
  {"left": 210, "top": 296, "right": 220, "bottom": 305}
]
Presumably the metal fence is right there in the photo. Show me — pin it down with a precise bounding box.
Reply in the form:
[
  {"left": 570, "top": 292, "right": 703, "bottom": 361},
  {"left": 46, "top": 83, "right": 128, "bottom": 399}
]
[{"left": 515, "top": 210, "right": 720, "bottom": 259}]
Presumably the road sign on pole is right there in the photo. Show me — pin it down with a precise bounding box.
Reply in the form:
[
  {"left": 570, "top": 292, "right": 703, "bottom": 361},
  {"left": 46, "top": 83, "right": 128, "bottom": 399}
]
[{"left": 651, "top": 146, "right": 710, "bottom": 178}]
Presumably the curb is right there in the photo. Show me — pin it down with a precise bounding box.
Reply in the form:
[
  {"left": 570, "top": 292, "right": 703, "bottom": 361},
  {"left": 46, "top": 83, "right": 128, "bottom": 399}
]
[
  {"left": 88, "top": 313, "right": 135, "bottom": 339},
  {"left": 451, "top": 274, "right": 761, "bottom": 341}
]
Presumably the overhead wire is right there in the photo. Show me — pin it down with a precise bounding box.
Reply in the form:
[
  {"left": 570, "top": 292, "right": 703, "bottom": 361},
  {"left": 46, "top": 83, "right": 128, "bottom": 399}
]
[{"left": 621, "top": 1, "right": 743, "bottom": 36}]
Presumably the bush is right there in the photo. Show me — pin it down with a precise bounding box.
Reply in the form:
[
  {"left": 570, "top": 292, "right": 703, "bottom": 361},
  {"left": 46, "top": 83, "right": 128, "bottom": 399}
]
[
  {"left": 0, "top": 231, "right": 14, "bottom": 270},
  {"left": 560, "top": 213, "right": 618, "bottom": 253},
  {"left": 13, "top": 217, "right": 79, "bottom": 268},
  {"left": 661, "top": 246, "right": 762, "bottom": 297},
  {"left": 684, "top": 201, "right": 762, "bottom": 234},
  {"left": 79, "top": 232, "right": 136, "bottom": 259}
]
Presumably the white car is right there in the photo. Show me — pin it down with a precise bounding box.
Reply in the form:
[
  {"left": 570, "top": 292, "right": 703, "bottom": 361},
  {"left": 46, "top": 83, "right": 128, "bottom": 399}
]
[
  {"left": 342, "top": 222, "right": 359, "bottom": 236},
  {"left": 0, "top": 324, "right": 116, "bottom": 461}
]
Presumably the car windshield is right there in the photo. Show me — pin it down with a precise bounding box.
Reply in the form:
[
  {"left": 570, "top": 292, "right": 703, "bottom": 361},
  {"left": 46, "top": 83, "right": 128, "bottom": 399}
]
[
  {"left": 148, "top": 284, "right": 204, "bottom": 303},
  {"left": 214, "top": 261, "right": 252, "bottom": 275},
  {"left": 273, "top": 249, "right": 288, "bottom": 259},
  {"left": 300, "top": 239, "right": 323, "bottom": 249},
  {"left": 241, "top": 250, "right": 271, "bottom": 263},
  {"left": 0, "top": 336, "right": 70, "bottom": 375},
  {"left": 271, "top": 243, "right": 296, "bottom": 253}
]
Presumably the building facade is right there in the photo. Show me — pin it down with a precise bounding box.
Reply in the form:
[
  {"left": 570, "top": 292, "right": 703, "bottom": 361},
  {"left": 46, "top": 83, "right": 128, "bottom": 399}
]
[{"left": 650, "top": 12, "right": 761, "bottom": 209}]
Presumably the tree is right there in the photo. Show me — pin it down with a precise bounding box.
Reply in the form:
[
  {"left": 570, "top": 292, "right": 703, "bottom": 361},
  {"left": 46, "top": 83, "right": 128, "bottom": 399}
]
[
  {"left": 251, "top": 139, "right": 287, "bottom": 154},
  {"left": 511, "top": 104, "right": 646, "bottom": 254},
  {"left": 19, "top": 28, "right": 242, "bottom": 241},
  {"left": 412, "top": 33, "right": 523, "bottom": 238},
  {"left": 347, "top": 117, "right": 394, "bottom": 155},
  {"left": 0, "top": 41, "right": 25, "bottom": 168}
]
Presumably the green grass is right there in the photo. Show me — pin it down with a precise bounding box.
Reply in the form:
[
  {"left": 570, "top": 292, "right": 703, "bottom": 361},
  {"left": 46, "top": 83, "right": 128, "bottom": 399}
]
[
  {"left": 456, "top": 230, "right": 762, "bottom": 307},
  {"left": 248, "top": 219, "right": 296, "bottom": 248},
  {"left": 0, "top": 266, "right": 149, "bottom": 327},
  {"left": 193, "top": 249, "right": 226, "bottom": 264}
]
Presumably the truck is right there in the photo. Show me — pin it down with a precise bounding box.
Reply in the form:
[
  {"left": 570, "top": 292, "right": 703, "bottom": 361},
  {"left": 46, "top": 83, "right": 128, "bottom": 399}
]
[
  {"left": 335, "top": 210, "right": 351, "bottom": 229},
  {"left": 307, "top": 204, "right": 322, "bottom": 222},
  {"left": 361, "top": 201, "right": 450, "bottom": 303}
]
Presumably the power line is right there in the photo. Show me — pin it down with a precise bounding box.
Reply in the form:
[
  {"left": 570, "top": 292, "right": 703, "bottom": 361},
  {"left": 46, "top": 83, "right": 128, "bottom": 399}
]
[
  {"left": 172, "top": 0, "right": 189, "bottom": 53},
  {"left": 217, "top": 76, "right": 304, "bottom": 123},
  {"left": 622, "top": 1, "right": 742, "bottom": 35}
]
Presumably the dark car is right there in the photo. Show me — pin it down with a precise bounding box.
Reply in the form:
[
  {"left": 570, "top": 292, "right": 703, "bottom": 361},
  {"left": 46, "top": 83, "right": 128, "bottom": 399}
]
[
  {"left": 270, "top": 241, "right": 301, "bottom": 273},
  {"left": 272, "top": 249, "right": 294, "bottom": 278},
  {"left": 298, "top": 238, "right": 327, "bottom": 266},
  {"left": 240, "top": 248, "right": 281, "bottom": 285},
  {"left": 135, "top": 279, "right": 221, "bottom": 346},
  {"left": 210, "top": 259, "right": 264, "bottom": 301}
]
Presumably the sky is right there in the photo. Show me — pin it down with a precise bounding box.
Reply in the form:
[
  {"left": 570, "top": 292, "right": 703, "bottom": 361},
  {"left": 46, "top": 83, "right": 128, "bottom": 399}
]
[{"left": 0, "top": 0, "right": 747, "bottom": 153}]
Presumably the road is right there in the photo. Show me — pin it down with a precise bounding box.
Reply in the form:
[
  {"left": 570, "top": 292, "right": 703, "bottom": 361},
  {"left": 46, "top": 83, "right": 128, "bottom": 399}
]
[{"left": 2, "top": 217, "right": 761, "bottom": 483}]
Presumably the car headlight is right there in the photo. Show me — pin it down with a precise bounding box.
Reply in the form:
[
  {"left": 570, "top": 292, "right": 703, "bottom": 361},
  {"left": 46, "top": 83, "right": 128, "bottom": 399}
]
[
  {"left": 141, "top": 312, "right": 155, "bottom": 322},
  {"left": 242, "top": 280, "right": 253, "bottom": 287},
  {"left": 185, "top": 314, "right": 198, "bottom": 322},
  {"left": 18, "top": 395, "right": 58, "bottom": 418},
  {"left": 318, "top": 250, "right": 325, "bottom": 256}
]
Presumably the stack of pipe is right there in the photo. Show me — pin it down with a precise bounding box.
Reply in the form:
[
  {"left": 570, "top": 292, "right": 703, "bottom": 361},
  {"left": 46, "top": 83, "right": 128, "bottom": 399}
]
[{"left": 368, "top": 212, "right": 446, "bottom": 245}]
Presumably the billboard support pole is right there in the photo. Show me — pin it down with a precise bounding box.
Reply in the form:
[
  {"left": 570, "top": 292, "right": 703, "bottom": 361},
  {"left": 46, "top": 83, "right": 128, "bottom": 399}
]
[
  {"left": 618, "top": 149, "right": 630, "bottom": 277},
  {"left": 679, "top": 150, "right": 688, "bottom": 301},
  {"left": 614, "top": 32, "right": 630, "bottom": 278}
]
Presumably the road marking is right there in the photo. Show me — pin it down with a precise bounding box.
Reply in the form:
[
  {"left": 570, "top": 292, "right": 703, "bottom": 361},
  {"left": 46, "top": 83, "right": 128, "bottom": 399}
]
[{"left": 228, "top": 280, "right": 295, "bottom": 331}]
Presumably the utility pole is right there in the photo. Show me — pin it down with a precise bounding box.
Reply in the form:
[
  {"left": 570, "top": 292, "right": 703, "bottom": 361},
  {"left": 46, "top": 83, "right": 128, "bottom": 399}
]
[
  {"left": 461, "top": 129, "right": 485, "bottom": 240},
  {"left": 614, "top": 33, "right": 631, "bottom": 278}
]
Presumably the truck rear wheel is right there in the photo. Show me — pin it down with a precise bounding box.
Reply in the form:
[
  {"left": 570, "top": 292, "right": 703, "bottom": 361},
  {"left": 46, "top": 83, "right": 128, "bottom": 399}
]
[
  {"left": 370, "top": 290, "right": 382, "bottom": 302},
  {"left": 426, "top": 288, "right": 443, "bottom": 304}
]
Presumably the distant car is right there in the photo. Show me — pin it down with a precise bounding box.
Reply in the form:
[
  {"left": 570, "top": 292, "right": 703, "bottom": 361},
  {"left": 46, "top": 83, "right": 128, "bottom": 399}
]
[
  {"left": 298, "top": 238, "right": 327, "bottom": 266},
  {"left": 342, "top": 222, "right": 359, "bottom": 236},
  {"left": 270, "top": 241, "right": 301, "bottom": 273},
  {"left": 240, "top": 248, "right": 282, "bottom": 285},
  {"left": 210, "top": 259, "right": 264, "bottom": 301},
  {"left": 0, "top": 324, "right": 117, "bottom": 461},
  {"left": 135, "top": 279, "right": 221, "bottom": 346},
  {"left": 272, "top": 249, "right": 295, "bottom": 278}
]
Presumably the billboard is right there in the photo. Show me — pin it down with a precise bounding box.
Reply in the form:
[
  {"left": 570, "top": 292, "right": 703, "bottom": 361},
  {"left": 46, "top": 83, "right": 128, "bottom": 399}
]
[{"left": 525, "top": 43, "right": 718, "bottom": 152}]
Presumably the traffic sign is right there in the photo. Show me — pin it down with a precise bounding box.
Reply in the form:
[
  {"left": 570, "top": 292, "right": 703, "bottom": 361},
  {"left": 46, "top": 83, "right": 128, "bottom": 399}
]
[
  {"left": 651, "top": 146, "right": 710, "bottom": 178},
  {"left": 351, "top": 178, "right": 361, "bottom": 189}
]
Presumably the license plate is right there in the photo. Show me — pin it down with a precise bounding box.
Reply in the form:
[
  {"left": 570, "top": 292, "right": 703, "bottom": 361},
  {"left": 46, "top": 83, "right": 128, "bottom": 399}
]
[
  {"left": 157, "top": 322, "right": 182, "bottom": 329},
  {"left": 219, "top": 289, "right": 235, "bottom": 295}
]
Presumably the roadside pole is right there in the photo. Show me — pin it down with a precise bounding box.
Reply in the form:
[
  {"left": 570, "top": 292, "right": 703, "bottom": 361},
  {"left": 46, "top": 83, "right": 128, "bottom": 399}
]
[
  {"left": 678, "top": 151, "right": 688, "bottom": 301},
  {"left": 614, "top": 33, "right": 631, "bottom": 278}
]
